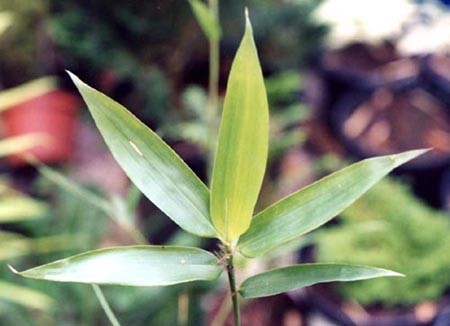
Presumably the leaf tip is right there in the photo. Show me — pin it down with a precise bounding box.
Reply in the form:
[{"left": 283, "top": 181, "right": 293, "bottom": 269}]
[
  {"left": 244, "top": 7, "right": 252, "bottom": 31},
  {"left": 66, "top": 70, "right": 84, "bottom": 89},
  {"left": 390, "top": 270, "right": 405, "bottom": 278},
  {"left": 392, "top": 148, "right": 430, "bottom": 167},
  {"left": 7, "top": 264, "right": 19, "bottom": 274},
  {"left": 65, "top": 69, "right": 76, "bottom": 80}
]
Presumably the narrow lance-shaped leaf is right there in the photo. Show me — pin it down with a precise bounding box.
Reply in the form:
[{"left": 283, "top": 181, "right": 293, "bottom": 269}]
[
  {"left": 188, "top": 0, "right": 221, "bottom": 41},
  {"left": 211, "top": 13, "right": 269, "bottom": 242},
  {"left": 239, "top": 263, "right": 403, "bottom": 299},
  {"left": 69, "top": 72, "right": 216, "bottom": 238},
  {"left": 13, "top": 246, "right": 223, "bottom": 286},
  {"left": 238, "top": 149, "right": 428, "bottom": 257}
]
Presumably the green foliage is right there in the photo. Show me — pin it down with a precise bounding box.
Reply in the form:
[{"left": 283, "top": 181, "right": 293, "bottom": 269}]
[
  {"left": 159, "top": 86, "right": 210, "bottom": 149},
  {"left": 0, "top": 11, "right": 13, "bottom": 36},
  {"left": 248, "top": 0, "right": 328, "bottom": 69},
  {"left": 0, "top": 190, "right": 46, "bottom": 223},
  {"left": 0, "top": 0, "right": 47, "bottom": 85},
  {"left": 47, "top": 1, "right": 192, "bottom": 73},
  {"left": 140, "top": 68, "right": 171, "bottom": 126},
  {"left": 0, "top": 281, "right": 53, "bottom": 311},
  {"left": 0, "top": 181, "right": 54, "bottom": 313},
  {"left": 13, "top": 14, "right": 424, "bottom": 325},
  {"left": 189, "top": 0, "right": 221, "bottom": 41},
  {"left": 317, "top": 178, "right": 450, "bottom": 306}
]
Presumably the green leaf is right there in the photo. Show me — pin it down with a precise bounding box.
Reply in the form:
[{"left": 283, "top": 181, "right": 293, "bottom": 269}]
[
  {"left": 0, "top": 195, "right": 47, "bottom": 223},
  {"left": 14, "top": 246, "right": 223, "bottom": 286},
  {"left": 0, "top": 281, "right": 53, "bottom": 311},
  {"left": 69, "top": 72, "right": 216, "bottom": 238},
  {"left": 0, "top": 231, "right": 79, "bottom": 261},
  {"left": 239, "top": 263, "right": 403, "bottom": 298},
  {"left": 238, "top": 149, "right": 428, "bottom": 257},
  {"left": 0, "top": 134, "right": 48, "bottom": 158},
  {"left": 37, "top": 163, "right": 111, "bottom": 214},
  {"left": 0, "top": 76, "right": 57, "bottom": 112},
  {"left": 188, "top": 0, "right": 221, "bottom": 40},
  {"left": 0, "top": 11, "right": 14, "bottom": 37},
  {"left": 211, "top": 14, "right": 269, "bottom": 242}
]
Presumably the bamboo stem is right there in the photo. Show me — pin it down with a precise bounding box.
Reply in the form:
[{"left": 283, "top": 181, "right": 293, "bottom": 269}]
[{"left": 226, "top": 253, "right": 240, "bottom": 326}]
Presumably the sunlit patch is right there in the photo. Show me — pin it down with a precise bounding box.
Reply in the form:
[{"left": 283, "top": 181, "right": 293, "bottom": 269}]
[{"left": 129, "top": 141, "right": 143, "bottom": 156}]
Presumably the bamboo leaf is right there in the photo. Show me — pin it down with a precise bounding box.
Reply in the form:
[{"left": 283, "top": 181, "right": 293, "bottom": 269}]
[
  {"left": 211, "top": 14, "right": 269, "bottom": 242},
  {"left": 238, "top": 149, "right": 428, "bottom": 257},
  {"left": 14, "top": 246, "right": 223, "bottom": 286},
  {"left": 188, "top": 0, "right": 221, "bottom": 40},
  {"left": 240, "top": 263, "right": 403, "bottom": 298},
  {"left": 69, "top": 72, "right": 216, "bottom": 238}
]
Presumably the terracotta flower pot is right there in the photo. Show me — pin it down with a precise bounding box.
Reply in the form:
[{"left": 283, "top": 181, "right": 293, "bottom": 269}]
[{"left": 2, "top": 89, "right": 79, "bottom": 165}]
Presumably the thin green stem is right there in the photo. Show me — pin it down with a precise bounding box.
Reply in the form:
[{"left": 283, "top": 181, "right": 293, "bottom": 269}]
[
  {"left": 37, "top": 163, "right": 149, "bottom": 245},
  {"left": 92, "top": 284, "right": 121, "bottom": 326},
  {"left": 207, "top": 0, "right": 220, "bottom": 181},
  {"left": 226, "top": 253, "right": 240, "bottom": 326}
]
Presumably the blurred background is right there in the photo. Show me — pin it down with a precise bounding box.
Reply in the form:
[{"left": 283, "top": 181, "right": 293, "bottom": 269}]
[{"left": 0, "top": 0, "right": 449, "bottom": 325}]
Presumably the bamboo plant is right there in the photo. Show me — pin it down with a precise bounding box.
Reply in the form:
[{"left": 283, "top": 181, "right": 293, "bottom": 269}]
[{"left": 11, "top": 12, "right": 426, "bottom": 325}]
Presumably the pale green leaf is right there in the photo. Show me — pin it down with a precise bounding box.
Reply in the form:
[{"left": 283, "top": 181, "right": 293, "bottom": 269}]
[
  {"left": 14, "top": 246, "right": 223, "bottom": 286},
  {"left": 69, "top": 72, "right": 216, "bottom": 238},
  {"left": 0, "top": 195, "right": 47, "bottom": 223},
  {"left": 0, "top": 11, "right": 13, "bottom": 37},
  {"left": 0, "top": 231, "right": 79, "bottom": 261},
  {"left": 0, "top": 281, "right": 53, "bottom": 311},
  {"left": 211, "top": 14, "right": 269, "bottom": 242},
  {"left": 188, "top": 0, "right": 221, "bottom": 40},
  {"left": 240, "top": 263, "right": 403, "bottom": 298},
  {"left": 0, "top": 76, "right": 57, "bottom": 112},
  {"left": 0, "top": 134, "right": 48, "bottom": 158},
  {"left": 37, "top": 163, "right": 111, "bottom": 214},
  {"left": 238, "top": 149, "right": 428, "bottom": 257}
]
